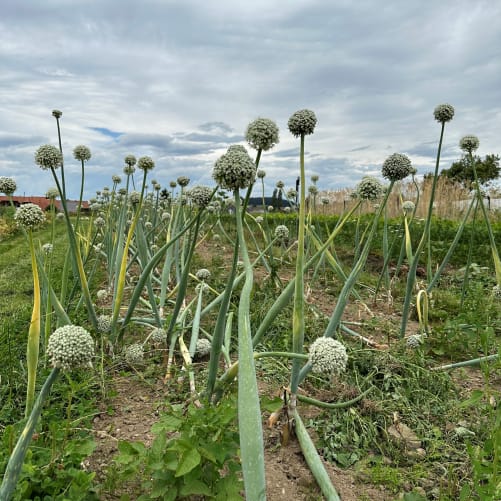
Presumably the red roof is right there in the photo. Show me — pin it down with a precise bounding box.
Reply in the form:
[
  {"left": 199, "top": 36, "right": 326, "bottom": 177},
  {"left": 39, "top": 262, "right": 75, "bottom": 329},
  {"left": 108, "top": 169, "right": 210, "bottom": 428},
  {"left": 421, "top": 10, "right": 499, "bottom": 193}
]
[{"left": 0, "top": 196, "right": 89, "bottom": 211}]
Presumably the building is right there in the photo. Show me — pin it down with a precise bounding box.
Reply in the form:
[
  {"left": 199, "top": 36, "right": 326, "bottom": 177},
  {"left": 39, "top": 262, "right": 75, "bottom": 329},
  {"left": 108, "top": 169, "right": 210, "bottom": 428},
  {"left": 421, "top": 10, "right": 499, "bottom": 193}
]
[{"left": 0, "top": 196, "right": 89, "bottom": 212}]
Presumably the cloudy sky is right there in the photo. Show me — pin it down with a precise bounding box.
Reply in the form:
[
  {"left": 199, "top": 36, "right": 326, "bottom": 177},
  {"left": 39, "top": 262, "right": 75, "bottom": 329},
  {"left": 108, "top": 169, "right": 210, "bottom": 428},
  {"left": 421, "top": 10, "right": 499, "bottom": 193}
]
[{"left": 1, "top": 0, "right": 500, "bottom": 199}]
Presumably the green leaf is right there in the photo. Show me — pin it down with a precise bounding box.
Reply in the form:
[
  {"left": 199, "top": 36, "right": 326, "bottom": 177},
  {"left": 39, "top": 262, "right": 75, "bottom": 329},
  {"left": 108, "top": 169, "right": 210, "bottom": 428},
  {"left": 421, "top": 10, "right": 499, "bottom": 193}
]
[
  {"left": 151, "top": 414, "right": 182, "bottom": 434},
  {"left": 180, "top": 478, "right": 212, "bottom": 497},
  {"left": 458, "top": 389, "right": 484, "bottom": 408},
  {"left": 175, "top": 448, "right": 201, "bottom": 477},
  {"left": 260, "top": 395, "right": 283, "bottom": 413}
]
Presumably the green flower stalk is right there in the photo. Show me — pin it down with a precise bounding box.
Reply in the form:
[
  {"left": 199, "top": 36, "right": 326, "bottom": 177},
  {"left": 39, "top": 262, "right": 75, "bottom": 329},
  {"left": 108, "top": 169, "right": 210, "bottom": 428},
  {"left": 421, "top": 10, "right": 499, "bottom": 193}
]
[
  {"left": 288, "top": 109, "right": 317, "bottom": 404},
  {"left": 14, "top": 204, "right": 45, "bottom": 416},
  {"left": 0, "top": 325, "right": 94, "bottom": 501},
  {"left": 52, "top": 110, "right": 66, "bottom": 199},
  {"left": 73, "top": 145, "right": 91, "bottom": 233}
]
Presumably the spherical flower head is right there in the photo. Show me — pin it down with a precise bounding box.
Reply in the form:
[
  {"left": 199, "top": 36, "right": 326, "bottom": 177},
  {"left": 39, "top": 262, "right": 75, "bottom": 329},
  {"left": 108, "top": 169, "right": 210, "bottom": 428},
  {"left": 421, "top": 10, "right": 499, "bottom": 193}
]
[
  {"left": 245, "top": 117, "right": 280, "bottom": 151},
  {"left": 321, "top": 197, "right": 330, "bottom": 205},
  {"left": 459, "top": 135, "right": 480, "bottom": 153},
  {"left": 42, "top": 243, "right": 53, "bottom": 255},
  {"left": 195, "top": 338, "right": 212, "bottom": 357},
  {"left": 255, "top": 216, "right": 264, "bottom": 224},
  {"left": 284, "top": 206, "right": 291, "bottom": 213},
  {"left": 112, "top": 175, "right": 122, "bottom": 184},
  {"left": 94, "top": 216, "right": 106, "bottom": 228},
  {"left": 177, "top": 176, "right": 190, "bottom": 187},
  {"left": 154, "top": 183, "right": 161, "bottom": 191},
  {"left": 129, "top": 191, "right": 141, "bottom": 204},
  {"left": 257, "top": 170, "right": 266, "bottom": 179},
  {"left": 406, "top": 334, "right": 423, "bottom": 349},
  {"left": 274, "top": 224, "right": 289, "bottom": 240},
  {"left": 309, "top": 337, "right": 348, "bottom": 375},
  {"left": 96, "top": 315, "right": 112, "bottom": 334},
  {"left": 433, "top": 104, "right": 455, "bottom": 123},
  {"left": 124, "top": 154, "right": 137, "bottom": 167},
  {"left": 311, "top": 174, "right": 319, "bottom": 183},
  {"left": 212, "top": 145, "right": 256, "bottom": 191},
  {"left": 73, "top": 145, "right": 92, "bottom": 162},
  {"left": 188, "top": 185, "right": 212, "bottom": 208},
  {"left": 96, "top": 289, "right": 108, "bottom": 301},
  {"left": 287, "top": 188, "right": 297, "bottom": 199},
  {"left": 35, "top": 144, "right": 63, "bottom": 170},
  {"left": 150, "top": 327, "right": 166, "bottom": 344},
  {"left": 492, "top": 285, "right": 501, "bottom": 300},
  {"left": 0, "top": 176, "right": 17, "bottom": 195},
  {"left": 123, "top": 164, "right": 136, "bottom": 176},
  {"left": 161, "top": 211, "right": 171, "bottom": 222},
  {"left": 196, "top": 268, "right": 211, "bottom": 281},
  {"left": 169, "top": 181, "right": 177, "bottom": 188},
  {"left": 137, "top": 156, "right": 155, "bottom": 171},
  {"left": 288, "top": 109, "right": 317, "bottom": 137},
  {"left": 124, "top": 343, "right": 144, "bottom": 365},
  {"left": 52, "top": 109, "right": 62, "bottom": 119},
  {"left": 267, "top": 205, "right": 274, "bottom": 212},
  {"left": 47, "top": 325, "right": 94, "bottom": 371},
  {"left": 143, "top": 221, "right": 152, "bottom": 231},
  {"left": 402, "top": 200, "right": 415, "bottom": 215},
  {"left": 276, "top": 180, "right": 284, "bottom": 189},
  {"left": 356, "top": 176, "right": 383, "bottom": 200},
  {"left": 56, "top": 212, "right": 65, "bottom": 221},
  {"left": 382, "top": 153, "right": 413, "bottom": 182},
  {"left": 14, "top": 203, "right": 46, "bottom": 229},
  {"left": 45, "top": 187, "right": 59, "bottom": 199},
  {"left": 308, "top": 185, "right": 318, "bottom": 196}
]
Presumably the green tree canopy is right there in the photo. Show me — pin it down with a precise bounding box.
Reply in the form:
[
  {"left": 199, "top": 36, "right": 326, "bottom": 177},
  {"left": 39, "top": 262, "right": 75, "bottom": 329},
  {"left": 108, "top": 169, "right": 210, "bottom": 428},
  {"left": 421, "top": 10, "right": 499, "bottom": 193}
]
[{"left": 441, "top": 154, "right": 500, "bottom": 186}]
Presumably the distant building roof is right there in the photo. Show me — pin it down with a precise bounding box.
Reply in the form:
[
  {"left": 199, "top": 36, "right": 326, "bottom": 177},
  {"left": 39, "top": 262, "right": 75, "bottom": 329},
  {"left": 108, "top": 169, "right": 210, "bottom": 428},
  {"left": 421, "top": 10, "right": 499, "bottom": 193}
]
[{"left": 0, "top": 196, "right": 89, "bottom": 211}]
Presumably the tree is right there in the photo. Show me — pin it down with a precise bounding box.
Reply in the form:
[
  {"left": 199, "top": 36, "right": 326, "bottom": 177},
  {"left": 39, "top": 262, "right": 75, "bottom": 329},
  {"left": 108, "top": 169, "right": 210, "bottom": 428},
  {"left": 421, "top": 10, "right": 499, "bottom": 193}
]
[{"left": 441, "top": 154, "right": 500, "bottom": 186}]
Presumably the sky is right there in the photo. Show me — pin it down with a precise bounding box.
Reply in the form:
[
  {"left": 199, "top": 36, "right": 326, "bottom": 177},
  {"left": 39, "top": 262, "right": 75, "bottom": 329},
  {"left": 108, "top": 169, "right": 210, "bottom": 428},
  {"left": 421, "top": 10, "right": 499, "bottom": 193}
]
[{"left": 1, "top": 0, "right": 500, "bottom": 200}]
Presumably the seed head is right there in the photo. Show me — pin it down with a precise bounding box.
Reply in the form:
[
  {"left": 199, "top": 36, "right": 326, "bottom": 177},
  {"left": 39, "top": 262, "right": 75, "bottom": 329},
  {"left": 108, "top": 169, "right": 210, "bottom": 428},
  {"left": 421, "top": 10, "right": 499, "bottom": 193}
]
[
  {"left": 308, "top": 185, "right": 318, "bottom": 196},
  {"left": 288, "top": 109, "right": 317, "bottom": 137},
  {"left": 188, "top": 185, "right": 212, "bottom": 208},
  {"left": 0, "top": 177, "right": 17, "bottom": 195},
  {"left": 196, "top": 268, "right": 211, "bottom": 281},
  {"left": 459, "top": 135, "right": 480, "bottom": 153},
  {"left": 406, "top": 334, "right": 423, "bottom": 349},
  {"left": 245, "top": 117, "right": 280, "bottom": 151},
  {"left": 42, "top": 243, "right": 53, "bottom": 255},
  {"left": 150, "top": 327, "right": 166, "bottom": 344},
  {"left": 94, "top": 216, "right": 106, "bottom": 228},
  {"left": 52, "top": 109, "right": 62, "bottom": 119},
  {"left": 213, "top": 145, "right": 256, "bottom": 191},
  {"left": 14, "top": 203, "right": 45, "bottom": 229},
  {"left": 492, "top": 285, "right": 501, "bottom": 300},
  {"left": 112, "top": 175, "right": 122, "bottom": 184},
  {"left": 274, "top": 225, "right": 289, "bottom": 240},
  {"left": 357, "top": 176, "right": 383, "bottom": 200},
  {"left": 433, "top": 104, "right": 455, "bottom": 123},
  {"left": 35, "top": 144, "right": 63, "bottom": 170},
  {"left": 309, "top": 337, "right": 348, "bottom": 375},
  {"left": 47, "top": 325, "right": 94, "bottom": 371},
  {"left": 73, "top": 145, "right": 91, "bottom": 162},
  {"left": 195, "top": 338, "right": 212, "bottom": 357},
  {"left": 96, "top": 289, "right": 108, "bottom": 301},
  {"left": 124, "top": 343, "right": 144, "bottom": 365},
  {"left": 45, "top": 187, "right": 59, "bottom": 199},
  {"left": 402, "top": 200, "right": 415, "bottom": 215},
  {"left": 137, "top": 156, "right": 155, "bottom": 171},
  {"left": 176, "top": 176, "right": 190, "bottom": 188},
  {"left": 129, "top": 191, "right": 141, "bottom": 204},
  {"left": 311, "top": 174, "right": 319, "bottom": 183},
  {"left": 124, "top": 154, "right": 137, "bottom": 167},
  {"left": 382, "top": 153, "right": 413, "bottom": 182},
  {"left": 257, "top": 170, "right": 266, "bottom": 179},
  {"left": 96, "top": 315, "right": 112, "bottom": 334},
  {"left": 321, "top": 197, "right": 330, "bottom": 205}
]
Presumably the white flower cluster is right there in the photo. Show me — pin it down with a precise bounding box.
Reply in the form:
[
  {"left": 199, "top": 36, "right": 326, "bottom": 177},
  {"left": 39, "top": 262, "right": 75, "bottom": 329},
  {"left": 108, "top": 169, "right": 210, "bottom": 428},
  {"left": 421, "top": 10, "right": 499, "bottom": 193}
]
[
  {"left": 288, "top": 109, "right": 317, "bottom": 137},
  {"left": 0, "top": 176, "right": 17, "bottom": 195},
  {"left": 406, "top": 334, "right": 424, "bottom": 349},
  {"left": 161, "top": 212, "right": 171, "bottom": 221},
  {"left": 382, "top": 153, "right": 413, "bottom": 182},
  {"left": 308, "top": 185, "right": 318, "bottom": 196},
  {"left": 129, "top": 191, "right": 141, "bottom": 204},
  {"left": 213, "top": 145, "right": 256, "bottom": 191},
  {"left": 246, "top": 117, "right": 280, "bottom": 151},
  {"left": 195, "top": 338, "right": 212, "bottom": 357},
  {"left": 47, "top": 325, "right": 94, "bottom": 371},
  {"left": 196, "top": 268, "right": 211, "bottom": 281},
  {"left": 309, "top": 337, "right": 348, "bottom": 375},
  {"left": 124, "top": 154, "right": 136, "bottom": 167},
  {"left": 46, "top": 187, "right": 59, "bottom": 199},
  {"left": 42, "top": 243, "right": 53, "bottom": 255},
  {"left": 150, "top": 327, "right": 166, "bottom": 344},
  {"left": 112, "top": 175, "right": 122, "bottom": 184},
  {"left": 96, "top": 289, "right": 108, "bottom": 301},
  {"left": 255, "top": 216, "right": 264, "bottom": 224},
  {"left": 94, "top": 216, "right": 106, "bottom": 228},
  {"left": 188, "top": 185, "right": 213, "bottom": 208},
  {"left": 96, "top": 315, "right": 112, "bottom": 334},
  {"left": 492, "top": 285, "right": 501, "bottom": 300},
  {"left": 14, "top": 203, "right": 46, "bottom": 229},
  {"left": 257, "top": 170, "right": 266, "bottom": 179},
  {"left": 321, "top": 197, "right": 330, "bottom": 205},
  {"left": 73, "top": 145, "right": 92, "bottom": 162},
  {"left": 137, "top": 156, "right": 155, "bottom": 171},
  {"left": 276, "top": 180, "right": 284, "bottom": 189},
  {"left": 124, "top": 343, "right": 144, "bottom": 364},
  {"left": 433, "top": 104, "right": 455, "bottom": 123},
  {"left": 357, "top": 176, "right": 383, "bottom": 200},
  {"left": 459, "top": 135, "right": 480, "bottom": 153},
  {"left": 177, "top": 176, "right": 190, "bottom": 187},
  {"left": 274, "top": 225, "right": 289, "bottom": 240},
  {"left": 402, "top": 200, "right": 415, "bottom": 215},
  {"left": 35, "top": 144, "right": 63, "bottom": 170}
]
